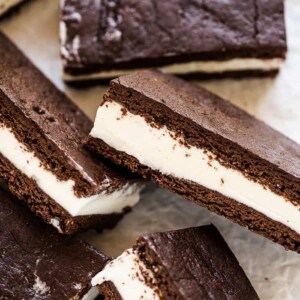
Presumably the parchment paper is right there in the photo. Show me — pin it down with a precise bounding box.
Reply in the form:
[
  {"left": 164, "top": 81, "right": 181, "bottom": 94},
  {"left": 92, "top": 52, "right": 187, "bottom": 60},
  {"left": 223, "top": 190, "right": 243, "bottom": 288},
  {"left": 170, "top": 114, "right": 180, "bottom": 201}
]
[{"left": 1, "top": 1, "right": 300, "bottom": 299}]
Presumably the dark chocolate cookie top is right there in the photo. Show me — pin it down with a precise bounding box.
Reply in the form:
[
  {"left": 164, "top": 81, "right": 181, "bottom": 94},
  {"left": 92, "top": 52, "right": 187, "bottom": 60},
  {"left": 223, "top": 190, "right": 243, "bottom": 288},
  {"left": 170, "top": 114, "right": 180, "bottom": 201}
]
[
  {"left": 62, "top": 0, "right": 286, "bottom": 70},
  {"left": 138, "top": 225, "right": 259, "bottom": 300},
  {"left": 0, "top": 188, "right": 109, "bottom": 299}
]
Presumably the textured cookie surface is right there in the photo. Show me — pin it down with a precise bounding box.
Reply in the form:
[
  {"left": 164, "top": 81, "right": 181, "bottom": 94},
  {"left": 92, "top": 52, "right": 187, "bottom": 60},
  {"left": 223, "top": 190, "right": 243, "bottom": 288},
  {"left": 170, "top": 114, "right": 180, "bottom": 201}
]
[
  {"left": 61, "top": 0, "right": 286, "bottom": 78},
  {"left": 0, "top": 188, "right": 109, "bottom": 300},
  {"left": 137, "top": 225, "right": 259, "bottom": 299}
]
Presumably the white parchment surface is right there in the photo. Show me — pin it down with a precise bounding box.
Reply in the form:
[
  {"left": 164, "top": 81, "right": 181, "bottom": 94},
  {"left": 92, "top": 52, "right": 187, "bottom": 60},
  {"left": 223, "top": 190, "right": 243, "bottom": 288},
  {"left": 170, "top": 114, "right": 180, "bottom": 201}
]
[{"left": 1, "top": 1, "right": 300, "bottom": 299}]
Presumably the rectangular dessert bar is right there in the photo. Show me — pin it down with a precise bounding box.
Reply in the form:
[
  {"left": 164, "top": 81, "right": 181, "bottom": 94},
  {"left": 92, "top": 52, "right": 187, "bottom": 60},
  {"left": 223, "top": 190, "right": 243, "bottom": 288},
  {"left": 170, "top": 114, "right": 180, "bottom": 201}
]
[
  {"left": 61, "top": 0, "right": 286, "bottom": 81},
  {"left": 87, "top": 70, "right": 300, "bottom": 252},
  {"left": 0, "top": 187, "right": 109, "bottom": 299},
  {"left": 0, "top": 31, "right": 142, "bottom": 234},
  {"left": 92, "top": 225, "right": 258, "bottom": 300},
  {"left": 0, "top": 0, "right": 26, "bottom": 17}
]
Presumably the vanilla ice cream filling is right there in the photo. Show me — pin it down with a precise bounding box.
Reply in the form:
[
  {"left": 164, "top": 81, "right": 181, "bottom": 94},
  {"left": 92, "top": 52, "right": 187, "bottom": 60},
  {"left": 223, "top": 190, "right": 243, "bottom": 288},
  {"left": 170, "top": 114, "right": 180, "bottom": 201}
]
[
  {"left": 0, "top": 124, "right": 140, "bottom": 217},
  {"left": 63, "top": 57, "right": 283, "bottom": 81},
  {"left": 0, "top": 0, "right": 24, "bottom": 15},
  {"left": 92, "top": 248, "right": 160, "bottom": 300},
  {"left": 90, "top": 101, "right": 300, "bottom": 234}
]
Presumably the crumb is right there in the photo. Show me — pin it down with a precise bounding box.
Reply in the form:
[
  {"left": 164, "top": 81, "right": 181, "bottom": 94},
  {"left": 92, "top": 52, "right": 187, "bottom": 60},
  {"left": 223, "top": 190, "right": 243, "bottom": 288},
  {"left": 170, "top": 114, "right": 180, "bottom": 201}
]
[{"left": 121, "top": 108, "right": 128, "bottom": 116}]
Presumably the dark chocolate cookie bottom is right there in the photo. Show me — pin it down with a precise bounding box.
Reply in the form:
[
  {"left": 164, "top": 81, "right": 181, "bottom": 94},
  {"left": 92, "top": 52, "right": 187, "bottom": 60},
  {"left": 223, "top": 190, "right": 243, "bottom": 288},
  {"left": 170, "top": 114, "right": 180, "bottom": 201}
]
[{"left": 87, "top": 137, "right": 300, "bottom": 253}]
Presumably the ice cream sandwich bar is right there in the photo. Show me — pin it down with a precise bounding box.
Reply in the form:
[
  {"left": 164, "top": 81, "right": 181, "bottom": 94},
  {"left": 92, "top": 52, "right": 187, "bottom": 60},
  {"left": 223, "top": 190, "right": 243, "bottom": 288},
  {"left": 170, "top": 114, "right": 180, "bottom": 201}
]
[
  {"left": 61, "top": 0, "right": 286, "bottom": 81},
  {"left": 92, "top": 225, "right": 258, "bottom": 300},
  {"left": 0, "top": 31, "right": 142, "bottom": 234},
  {"left": 87, "top": 70, "right": 300, "bottom": 252},
  {"left": 0, "top": 187, "right": 110, "bottom": 300}
]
